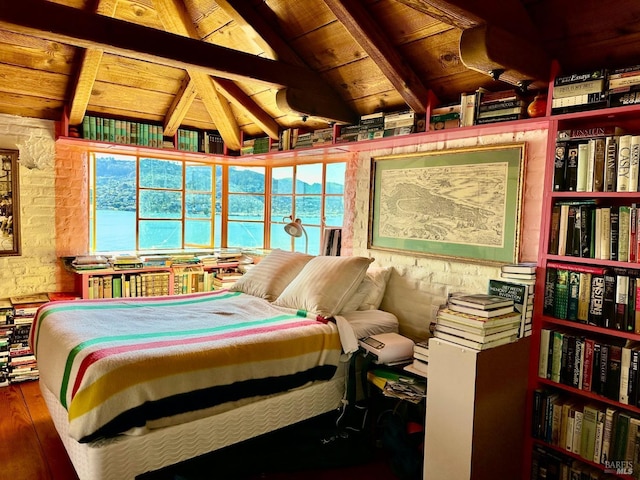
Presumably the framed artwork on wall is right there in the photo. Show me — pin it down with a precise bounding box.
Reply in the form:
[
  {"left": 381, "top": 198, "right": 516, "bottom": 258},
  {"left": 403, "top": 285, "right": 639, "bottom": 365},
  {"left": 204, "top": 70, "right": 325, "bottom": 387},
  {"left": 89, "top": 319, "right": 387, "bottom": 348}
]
[
  {"left": 0, "top": 150, "right": 20, "bottom": 256},
  {"left": 368, "top": 143, "right": 526, "bottom": 265}
]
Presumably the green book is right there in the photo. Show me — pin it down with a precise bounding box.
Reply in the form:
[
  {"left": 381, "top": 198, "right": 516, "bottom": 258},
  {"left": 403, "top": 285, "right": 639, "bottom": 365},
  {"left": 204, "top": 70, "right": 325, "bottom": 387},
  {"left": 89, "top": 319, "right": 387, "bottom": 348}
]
[
  {"left": 112, "top": 276, "right": 122, "bottom": 298},
  {"left": 554, "top": 269, "right": 569, "bottom": 319}
]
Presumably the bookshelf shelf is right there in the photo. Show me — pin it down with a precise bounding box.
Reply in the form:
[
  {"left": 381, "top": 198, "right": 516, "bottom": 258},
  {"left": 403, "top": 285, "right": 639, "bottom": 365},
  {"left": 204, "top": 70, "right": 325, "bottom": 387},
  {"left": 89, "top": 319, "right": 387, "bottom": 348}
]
[
  {"left": 528, "top": 93, "right": 640, "bottom": 478},
  {"left": 72, "top": 262, "right": 240, "bottom": 299}
]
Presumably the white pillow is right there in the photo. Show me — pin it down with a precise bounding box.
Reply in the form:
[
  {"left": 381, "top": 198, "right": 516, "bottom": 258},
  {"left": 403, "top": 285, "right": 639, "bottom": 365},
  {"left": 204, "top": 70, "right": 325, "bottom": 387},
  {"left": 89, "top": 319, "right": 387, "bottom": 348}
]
[
  {"left": 230, "top": 249, "right": 313, "bottom": 301},
  {"left": 357, "top": 266, "right": 392, "bottom": 310},
  {"left": 274, "top": 256, "right": 374, "bottom": 318}
]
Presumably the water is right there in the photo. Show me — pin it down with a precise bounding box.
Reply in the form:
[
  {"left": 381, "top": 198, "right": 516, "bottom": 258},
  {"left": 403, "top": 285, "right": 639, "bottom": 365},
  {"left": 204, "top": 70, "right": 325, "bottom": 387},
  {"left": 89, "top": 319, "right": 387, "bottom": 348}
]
[{"left": 95, "top": 210, "right": 342, "bottom": 255}]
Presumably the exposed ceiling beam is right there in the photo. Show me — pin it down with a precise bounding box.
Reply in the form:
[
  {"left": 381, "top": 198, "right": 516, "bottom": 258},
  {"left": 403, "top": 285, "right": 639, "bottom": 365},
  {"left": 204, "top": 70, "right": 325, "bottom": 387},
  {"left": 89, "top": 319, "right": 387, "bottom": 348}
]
[
  {"left": 0, "top": 0, "right": 356, "bottom": 124},
  {"left": 394, "top": 0, "right": 541, "bottom": 44},
  {"left": 152, "top": 0, "right": 241, "bottom": 148},
  {"left": 218, "top": 0, "right": 357, "bottom": 125},
  {"left": 67, "top": 0, "right": 118, "bottom": 126},
  {"left": 163, "top": 74, "right": 198, "bottom": 137},
  {"left": 323, "top": 0, "right": 429, "bottom": 114}
]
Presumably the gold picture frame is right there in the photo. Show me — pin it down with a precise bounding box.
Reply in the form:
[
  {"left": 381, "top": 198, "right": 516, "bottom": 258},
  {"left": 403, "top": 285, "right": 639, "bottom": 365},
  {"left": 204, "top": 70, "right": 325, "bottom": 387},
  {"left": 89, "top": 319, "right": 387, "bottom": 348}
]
[
  {"left": 368, "top": 143, "right": 526, "bottom": 265},
  {"left": 0, "top": 150, "right": 20, "bottom": 256}
]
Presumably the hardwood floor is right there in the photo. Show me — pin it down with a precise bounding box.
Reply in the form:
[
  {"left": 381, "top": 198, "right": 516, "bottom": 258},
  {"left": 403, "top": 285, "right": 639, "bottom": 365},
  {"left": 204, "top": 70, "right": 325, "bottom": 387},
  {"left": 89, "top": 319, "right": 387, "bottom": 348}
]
[
  {"left": 1, "top": 380, "right": 412, "bottom": 480},
  {"left": 0, "top": 381, "right": 77, "bottom": 480}
]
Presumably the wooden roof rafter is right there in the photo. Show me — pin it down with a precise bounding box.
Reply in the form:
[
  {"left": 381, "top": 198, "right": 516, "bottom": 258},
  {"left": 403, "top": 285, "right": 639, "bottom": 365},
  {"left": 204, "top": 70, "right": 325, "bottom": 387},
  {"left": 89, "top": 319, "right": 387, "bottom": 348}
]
[
  {"left": 67, "top": 0, "right": 118, "bottom": 126},
  {"left": 322, "top": 0, "right": 431, "bottom": 114}
]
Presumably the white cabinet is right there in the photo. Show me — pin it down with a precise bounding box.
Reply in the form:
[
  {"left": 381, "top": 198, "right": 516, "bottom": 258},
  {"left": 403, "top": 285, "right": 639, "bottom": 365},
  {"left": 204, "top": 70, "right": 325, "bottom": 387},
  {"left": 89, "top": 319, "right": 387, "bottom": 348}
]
[{"left": 424, "top": 337, "right": 530, "bottom": 479}]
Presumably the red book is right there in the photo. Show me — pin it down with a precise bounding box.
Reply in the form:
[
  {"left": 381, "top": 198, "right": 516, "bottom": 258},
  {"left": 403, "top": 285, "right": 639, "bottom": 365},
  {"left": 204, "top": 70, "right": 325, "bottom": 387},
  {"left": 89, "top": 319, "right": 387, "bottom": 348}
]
[
  {"left": 581, "top": 338, "right": 595, "bottom": 392},
  {"left": 630, "top": 205, "right": 638, "bottom": 263}
]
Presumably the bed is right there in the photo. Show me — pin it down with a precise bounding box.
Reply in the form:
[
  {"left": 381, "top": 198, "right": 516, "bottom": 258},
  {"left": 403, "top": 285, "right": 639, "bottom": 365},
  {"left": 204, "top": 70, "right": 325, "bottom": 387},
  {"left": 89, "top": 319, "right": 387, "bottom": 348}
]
[{"left": 32, "top": 251, "right": 398, "bottom": 479}]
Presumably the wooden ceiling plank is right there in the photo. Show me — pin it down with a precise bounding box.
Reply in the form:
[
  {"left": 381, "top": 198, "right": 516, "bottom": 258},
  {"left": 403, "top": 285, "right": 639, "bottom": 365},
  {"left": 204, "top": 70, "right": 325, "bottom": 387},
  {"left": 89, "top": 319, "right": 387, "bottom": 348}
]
[
  {"left": 0, "top": 0, "right": 328, "bottom": 92},
  {"left": 163, "top": 74, "right": 198, "bottom": 136},
  {"left": 323, "top": 0, "right": 429, "bottom": 113},
  {"left": 68, "top": 0, "right": 119, "bottom": 127},
  {"left": 213, "top": 77, "right": 280, "bottom": 139}
]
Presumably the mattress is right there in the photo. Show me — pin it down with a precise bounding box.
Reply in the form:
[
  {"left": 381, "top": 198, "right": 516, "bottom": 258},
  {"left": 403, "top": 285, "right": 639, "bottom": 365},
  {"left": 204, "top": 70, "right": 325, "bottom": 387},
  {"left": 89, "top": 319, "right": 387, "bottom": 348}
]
[
  {"left": 41, "top": 362, "right": 347, "bottom": 480},
  {"left": 36, "top": 296, "right": 399, "bottom": 479}
]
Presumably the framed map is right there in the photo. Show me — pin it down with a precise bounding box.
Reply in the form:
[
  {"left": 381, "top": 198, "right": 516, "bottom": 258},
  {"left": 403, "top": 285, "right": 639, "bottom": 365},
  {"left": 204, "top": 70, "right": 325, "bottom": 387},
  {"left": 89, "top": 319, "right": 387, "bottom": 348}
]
[{"left": 368, "top": 143, "right": 525, "bottom": 265}]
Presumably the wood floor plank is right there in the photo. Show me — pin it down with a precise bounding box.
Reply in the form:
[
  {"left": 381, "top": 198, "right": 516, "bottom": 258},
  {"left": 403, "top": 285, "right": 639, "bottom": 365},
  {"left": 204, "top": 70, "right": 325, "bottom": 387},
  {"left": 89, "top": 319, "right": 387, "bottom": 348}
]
[
  {"left": 0, "top": 383, "right": 52, "bottom": 480},
  {"left": 20, "top": 380, "right": 79, "bottom": 480}
]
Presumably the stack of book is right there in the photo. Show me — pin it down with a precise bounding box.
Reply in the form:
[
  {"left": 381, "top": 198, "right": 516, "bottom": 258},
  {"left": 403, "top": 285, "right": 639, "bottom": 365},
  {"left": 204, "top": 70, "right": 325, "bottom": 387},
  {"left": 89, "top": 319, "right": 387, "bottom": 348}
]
[
  {"left": 212, "top": 270, "right": 243, "bottom": 290},
  {"left": 474, "top": 89, "right": 526, "bottom": 125},
  {"left": 489, "top": 262, "right": 537, "bottom": 337},
  {"left": 383, "top": 109, "right": 416, "bottom": 137},
  {"left": 8, "top": 293, "right": 49, "bottom": 383},
  {"left": 111, "top": 254, "right": 143, "bottom": 270},
  {"left": 71, "top": 255, "right": 110, "bottom": 270},
  {"left": 0, "top": 299, "right": 13, "bottom": 387},
  {"left": 432, "top": 293, "right": 521, "bottom": 351},
  {"left": 551, "top": 68, "right": 608, "bottom": 114},
  {"left": 357, "top": 112, "right": 385, "bottom": 141},
  {"left": 428, "top": 104, "right": 460, "bottom": 131},
  {"left": 310, "top": 127, "right": 334, "bottom": 146},
  {"left": 608, "top": 64, "right": 640, "bottom": 108},
  {"left": 404, "top": 339, "right": 428, "bottom": 378},
  {"left": 335, "top": 124, "right": 360, "bottom": 143}
]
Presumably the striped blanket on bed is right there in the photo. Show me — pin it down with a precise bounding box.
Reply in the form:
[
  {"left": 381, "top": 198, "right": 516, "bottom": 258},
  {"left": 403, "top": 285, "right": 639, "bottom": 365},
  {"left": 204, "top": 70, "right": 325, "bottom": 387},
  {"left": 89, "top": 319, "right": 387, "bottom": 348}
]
[{"left": 30, "top": 290, "right": 342, "bottom": 443}]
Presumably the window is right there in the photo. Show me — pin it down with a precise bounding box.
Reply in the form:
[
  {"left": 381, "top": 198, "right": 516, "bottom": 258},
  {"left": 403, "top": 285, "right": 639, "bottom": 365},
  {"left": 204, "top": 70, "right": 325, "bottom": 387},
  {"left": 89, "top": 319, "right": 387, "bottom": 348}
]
[
  {"left": 89, "top": 153, "right": 215, "bottom": 252},
  {"left": 89, "top": 152, "right": 345, "bottom": 254}
]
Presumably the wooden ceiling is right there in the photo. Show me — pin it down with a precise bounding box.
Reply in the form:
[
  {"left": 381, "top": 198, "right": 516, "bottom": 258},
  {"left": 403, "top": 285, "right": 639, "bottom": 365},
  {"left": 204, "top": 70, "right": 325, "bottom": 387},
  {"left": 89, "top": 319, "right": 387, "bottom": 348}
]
[{"left": 0, "top": 0, "right": 638, "bottom": 151}]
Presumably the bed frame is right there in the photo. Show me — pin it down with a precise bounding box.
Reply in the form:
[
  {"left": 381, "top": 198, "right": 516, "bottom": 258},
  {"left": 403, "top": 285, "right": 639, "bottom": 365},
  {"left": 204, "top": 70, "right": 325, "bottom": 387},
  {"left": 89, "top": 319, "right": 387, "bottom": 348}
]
[{"left": 42, "top": 361, "right": 348, "bottom": 480}]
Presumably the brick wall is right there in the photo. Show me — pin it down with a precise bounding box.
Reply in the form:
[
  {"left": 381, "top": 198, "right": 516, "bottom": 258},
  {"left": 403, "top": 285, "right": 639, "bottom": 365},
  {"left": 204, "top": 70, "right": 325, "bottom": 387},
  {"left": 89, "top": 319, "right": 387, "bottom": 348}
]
[
  {"left": 348, "top": 130, "right": 548, "bottom": 340},
  {"left": 0, "top": 114, "right": 59, "bottom": 298}
]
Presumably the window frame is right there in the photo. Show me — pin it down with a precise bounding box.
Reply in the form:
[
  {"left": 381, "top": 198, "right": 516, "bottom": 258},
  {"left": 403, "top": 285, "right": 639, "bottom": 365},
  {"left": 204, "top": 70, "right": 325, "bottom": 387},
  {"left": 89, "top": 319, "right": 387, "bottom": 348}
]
[{"left": 88, "top": 150, "right": 347, "bottom": 254}]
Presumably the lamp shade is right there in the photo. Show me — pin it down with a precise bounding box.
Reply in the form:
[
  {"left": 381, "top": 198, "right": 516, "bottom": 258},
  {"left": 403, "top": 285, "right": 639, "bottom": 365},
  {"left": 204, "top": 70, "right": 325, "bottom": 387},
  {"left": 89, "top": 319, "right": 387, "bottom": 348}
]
[
  {"left": 283, "top": 216, "right": 309, "bottom": 253},
  {"left": 284, "top": 218, "right": 304, "bottom": 237}
]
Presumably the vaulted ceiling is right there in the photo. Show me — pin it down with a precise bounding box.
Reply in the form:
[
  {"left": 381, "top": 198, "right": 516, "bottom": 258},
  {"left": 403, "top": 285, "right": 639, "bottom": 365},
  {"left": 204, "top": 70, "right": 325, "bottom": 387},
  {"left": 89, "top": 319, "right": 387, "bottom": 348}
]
[{"left": 0, "top": 0, "right": 638, "bottom": 151}]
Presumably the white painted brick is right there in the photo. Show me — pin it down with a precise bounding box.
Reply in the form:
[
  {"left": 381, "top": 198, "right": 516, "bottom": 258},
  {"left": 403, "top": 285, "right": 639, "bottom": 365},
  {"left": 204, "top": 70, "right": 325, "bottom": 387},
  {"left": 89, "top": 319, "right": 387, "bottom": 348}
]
[{"left": 0, "top": 114, "right": 57, "bottom": 299}]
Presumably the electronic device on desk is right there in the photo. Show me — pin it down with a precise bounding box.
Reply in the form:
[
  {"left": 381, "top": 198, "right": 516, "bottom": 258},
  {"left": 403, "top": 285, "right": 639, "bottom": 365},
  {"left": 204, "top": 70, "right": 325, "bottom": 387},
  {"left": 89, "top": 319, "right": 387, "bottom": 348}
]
[{"left": 359, "top": 333, "right": 414, "bottom": 364}]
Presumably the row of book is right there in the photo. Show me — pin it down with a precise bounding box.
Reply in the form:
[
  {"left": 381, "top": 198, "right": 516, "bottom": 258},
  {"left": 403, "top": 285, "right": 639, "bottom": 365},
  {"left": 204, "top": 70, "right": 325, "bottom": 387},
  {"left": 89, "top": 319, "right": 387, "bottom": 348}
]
[
  {"left": 534, "top": 385, "right": 640, "bottom": 473},
  {"left": 459, "top": 88, "right": 529, "bottom": 127},
  {"left": 240, "top": 108, "right": 426, "bottom": 154},
  {"left": 0, "top": 294, "right": 52, "bottom": 386},
  {"left": 538, "top": 327, "right": 640, "bottom": 404},
  {"left": 553, "top": 127, "right": 640, "bottom": 193},
  {"left": 531, "top": 444, "right": 626, "bottom": 479},
  {"left": 543, "top": 263, "right": 640, "bottom": 332},
  {"left": 551, "top": 64, "right": 640, "bottom": 115},
  {"left": 549, "top": 201, "right": 640, "bottom": 262},
  {"left": 70, "top": 251, "right": 245, "bottom": 271},
  {"left": 80, "top": 115, "right": 225, "bottom": 154},
  {"left": 86, "top": 268, "right": 243, "bottom": 299}
]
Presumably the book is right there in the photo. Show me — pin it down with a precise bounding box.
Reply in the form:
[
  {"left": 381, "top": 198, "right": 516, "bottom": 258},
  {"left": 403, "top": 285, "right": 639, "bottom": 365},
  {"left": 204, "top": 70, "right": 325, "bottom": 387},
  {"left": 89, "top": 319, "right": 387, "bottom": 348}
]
[
  {"left": 553, "top": 142, "right": 567, "bottom": 191},
  {"left": 435, "top": 307, "right": 522, "bottom": 330},
  {"left": 432, "top": 331, "right": 517, "bottom": 351},
  {"left": 433, "top": 322, "right": 519, "bottom": 343},
  {"left": 447, "top": 302, "right": 515, "bottom": 318},
  {"left": 447, "top": 293, "right": 514, "bottom": 310},
  {"left": 617, "top": 134, "right": 633, "bottom": 192},
  {"left": 554, "top": 68, "right": 607, "bottom": 87}
]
